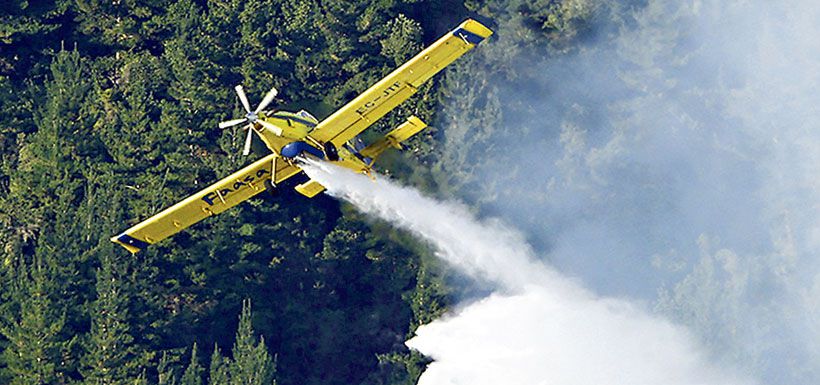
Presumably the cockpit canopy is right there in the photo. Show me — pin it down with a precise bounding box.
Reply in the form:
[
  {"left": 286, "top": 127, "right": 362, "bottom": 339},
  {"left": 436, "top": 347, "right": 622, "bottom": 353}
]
[{"left": 296, "top": 109, "right": 318, "bottom": 124}]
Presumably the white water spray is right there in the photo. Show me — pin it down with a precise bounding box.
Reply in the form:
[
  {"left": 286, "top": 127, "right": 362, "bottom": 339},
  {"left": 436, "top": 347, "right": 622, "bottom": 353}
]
[{"left": 301, "top": 161, "right": 753, "bottom": 385}]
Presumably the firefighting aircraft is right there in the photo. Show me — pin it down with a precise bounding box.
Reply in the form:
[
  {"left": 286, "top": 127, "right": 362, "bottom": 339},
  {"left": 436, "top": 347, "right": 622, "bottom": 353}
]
[{"left": 111, "top": 19, "right": 492, "bottom": 253}]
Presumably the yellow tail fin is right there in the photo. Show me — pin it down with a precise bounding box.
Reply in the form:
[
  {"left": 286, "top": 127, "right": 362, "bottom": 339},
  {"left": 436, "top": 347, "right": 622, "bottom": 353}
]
[{"left": 359, "top": 116, "right": 427, "bottom": 160}]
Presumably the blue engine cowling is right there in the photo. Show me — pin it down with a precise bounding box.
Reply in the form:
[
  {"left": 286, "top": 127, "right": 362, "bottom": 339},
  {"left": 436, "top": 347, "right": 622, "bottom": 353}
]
[{"left": 281, "top": 141, "right": 325, "bottom": 159}]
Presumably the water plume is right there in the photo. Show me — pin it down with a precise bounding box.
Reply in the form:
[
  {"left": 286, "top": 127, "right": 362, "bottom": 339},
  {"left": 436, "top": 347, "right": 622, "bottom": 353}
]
[{"left": 301, "top": 161, "right": 752, "bottom": 385}]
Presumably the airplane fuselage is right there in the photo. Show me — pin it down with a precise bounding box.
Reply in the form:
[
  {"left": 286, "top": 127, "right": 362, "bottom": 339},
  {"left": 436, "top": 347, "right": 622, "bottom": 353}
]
[{"left": 252, "top": 110, "right": 372, "bottom": 175}]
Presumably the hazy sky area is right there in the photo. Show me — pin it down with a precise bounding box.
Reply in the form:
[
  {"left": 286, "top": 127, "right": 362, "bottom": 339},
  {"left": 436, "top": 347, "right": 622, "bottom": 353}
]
[{"left": 433, "top": 0, "right": 819, "bottom": 383}]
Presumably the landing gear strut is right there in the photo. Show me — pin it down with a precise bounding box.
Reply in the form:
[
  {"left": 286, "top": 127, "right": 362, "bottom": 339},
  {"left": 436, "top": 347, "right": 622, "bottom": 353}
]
[{"left": 264, "top": 179, "right": 278, "bottom": 198}]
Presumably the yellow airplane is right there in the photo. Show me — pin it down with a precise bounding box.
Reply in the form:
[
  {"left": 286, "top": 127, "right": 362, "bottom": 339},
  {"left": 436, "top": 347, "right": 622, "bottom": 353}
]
[{"left": 112, "top": 19, "right": 493, "bottom": 253}]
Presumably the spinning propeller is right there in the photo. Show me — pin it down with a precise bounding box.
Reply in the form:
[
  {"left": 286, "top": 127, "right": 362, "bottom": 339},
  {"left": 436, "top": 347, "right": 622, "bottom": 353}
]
[{"left": 219, "top": 85, "right": 283, "bottom": 155}]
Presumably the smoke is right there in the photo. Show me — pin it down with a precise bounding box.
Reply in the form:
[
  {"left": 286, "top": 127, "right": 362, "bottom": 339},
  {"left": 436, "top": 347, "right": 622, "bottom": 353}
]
[
  {"left": 298, "top": 1, "right": 819, "bottom": 382},
  {"left": 431, "top": 1, "right": 820, "bottom": 382},
  {"left": 301, "top": 161, "right": 753, "bottom": 385}
]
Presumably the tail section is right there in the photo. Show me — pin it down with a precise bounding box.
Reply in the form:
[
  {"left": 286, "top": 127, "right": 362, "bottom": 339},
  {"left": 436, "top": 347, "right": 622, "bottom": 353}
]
[
  {"left": 295, "top": 179, "right": 326, "bottom": 198},
  {"left": 295, "top": 115, "right": 426, "bottom": 199},
  {"left": 359, "top": 116, "right": 427, "bottom": 162}
]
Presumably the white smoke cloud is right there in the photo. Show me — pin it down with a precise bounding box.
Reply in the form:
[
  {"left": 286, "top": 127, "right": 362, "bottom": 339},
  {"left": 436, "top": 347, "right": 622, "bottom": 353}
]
[
  {"left": 301, "top": 161, "right": 753, "bottom": 385},
  {"left": 431, "top": 1, "right": 820, "bottom": 382}
]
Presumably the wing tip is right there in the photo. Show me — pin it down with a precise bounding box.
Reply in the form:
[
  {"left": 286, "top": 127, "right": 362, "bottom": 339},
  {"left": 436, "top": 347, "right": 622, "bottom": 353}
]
[
  {"left": 111, "top": 233, "right": 148, "bottom": 254},
  {"left": 407, "top": 115, "right": 427, "bottom": 129},
  {"left": 455, "top": 19, "right": 494, "bottom": 44}
]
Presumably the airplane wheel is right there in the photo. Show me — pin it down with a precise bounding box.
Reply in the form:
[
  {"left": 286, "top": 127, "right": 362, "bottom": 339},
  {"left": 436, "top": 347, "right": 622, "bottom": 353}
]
[
  {"left": 323, "top": 142, "right": 340, "bottom": 161},
  {"left": 264, "top": 179, "right": 278, "bottom": 198}
]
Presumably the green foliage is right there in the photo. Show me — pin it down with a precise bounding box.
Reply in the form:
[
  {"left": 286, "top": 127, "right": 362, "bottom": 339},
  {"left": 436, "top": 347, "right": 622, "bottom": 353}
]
[
  {"left": 227, "top": 300, "right": 276, "bottom": 385},
  {"left": 169, "top": 302, "right": 277, "bottom": 385},
  {"left": 207, "top": 345, "right": 229, "bottom": 385},
  {"left": 179, "top": 344, "right": 202, "bottom": 385},
  {"left": 0, "top": 1, "right": 602, "bottom": 384},
  {"left": 0, "top": 257, "right": 76, "bottom": 385},
  {"left": 83, "top": 254, "right": 144, "bottom": 385},
  {"left": 379, "top": 15, "right": 423, "bottom": 66},
  {"left": 0, "top": 0, "right": 69, "bottom": 78},
  {"left": 363, "top": 350, "right": 430, "bottom": 385},
  {"left": 157, "top": 351, "right": 178, "bottom": 385},
  {"left": 73, "top": 0, "right": 170, "bottom": 51}
]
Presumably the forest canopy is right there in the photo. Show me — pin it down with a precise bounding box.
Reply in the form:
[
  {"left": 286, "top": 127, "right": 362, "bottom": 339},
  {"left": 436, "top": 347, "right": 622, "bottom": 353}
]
[
  {"left": 0, "top": 1, "right": 595, "bottom": 384},
  {"left": 7, "top": 0, "right": 813, "bottom": 384}
]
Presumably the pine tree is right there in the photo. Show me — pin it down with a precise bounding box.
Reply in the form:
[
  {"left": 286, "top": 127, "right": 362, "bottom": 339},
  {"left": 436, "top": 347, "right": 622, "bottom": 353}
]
[
  {"left": 207, "top": 344, "right": 229, "bottom": 385},
  {"left": 82, "top": 254, "right": 138, "bottom": 385},
  {"left": 12, "top": 48, "right": 92, "bottom": 218},
  {"left": 157, "top": 351, "right": 178, "bottom": 385},
  {"left": 0, "top": 256, "right": 74, "bottom": 385},
  {"left": 72, "top": 0, "right": 170, "bottom": 51},
  {"left": 179, "top": 343, "right": 202, "bottom": 385},
  {"left": 228, "top": 300, "right": 275, "bottom": 385},
  {"left": 0, "top": 0, "right": 68, "bottom": 78},
  {"left": 378, "top": 14, "right": 423, "bottom": 66},
  {"left": 204, "top": 301, "right": 276, "bottom": 385},
  {"left": 132, "top": 371, "right": 149, "bottom": 385}
]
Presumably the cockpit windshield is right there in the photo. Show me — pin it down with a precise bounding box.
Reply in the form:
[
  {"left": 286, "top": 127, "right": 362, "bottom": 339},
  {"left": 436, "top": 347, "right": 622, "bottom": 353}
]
[{"left": 297, "top": 109, "right": 318, "bottom": 124}]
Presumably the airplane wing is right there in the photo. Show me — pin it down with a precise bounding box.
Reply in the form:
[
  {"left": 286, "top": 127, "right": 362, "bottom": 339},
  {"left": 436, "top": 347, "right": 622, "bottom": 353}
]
[
  {"left": 112, "top": 154, "right": 301, "bottom": 253},
  {"left": 308, "top": 19, "right": 492, "bottom": 147}
]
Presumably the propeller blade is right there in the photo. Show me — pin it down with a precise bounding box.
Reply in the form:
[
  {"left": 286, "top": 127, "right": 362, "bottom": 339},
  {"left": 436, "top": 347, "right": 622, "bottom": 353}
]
[
  {"left": 218, "top": 118, "right": 248, "bottom": 129},
  {"left": 257, "top": 119, "right": 283, "bottom": 136},
  {"left": 242, "top": 125, "right": 254, "bottom": 156},
  {"left": 234, "top": 85, "right": 252, "bottom": 113},
  {"left": 254, "top": 86, "right": 278, "bottom": 113}
]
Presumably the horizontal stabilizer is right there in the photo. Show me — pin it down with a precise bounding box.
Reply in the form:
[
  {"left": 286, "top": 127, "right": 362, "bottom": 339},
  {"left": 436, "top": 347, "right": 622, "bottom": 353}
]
[
  {"left": 360, "top": 116, "right": 427, "bottom": 160},
  {"left": 295, "top": 179, "right": 326, "bottom": 198},
  {"left": 388, "top": 115, "right": 427, "bottom": 143}
]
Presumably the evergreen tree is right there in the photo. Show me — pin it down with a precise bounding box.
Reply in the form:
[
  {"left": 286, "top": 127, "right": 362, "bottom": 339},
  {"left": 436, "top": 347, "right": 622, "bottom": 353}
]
[
  {"left": 228, "top": 300, "right": 275, "bottom": 385},
  {"left": 0, "top": 2, "right": 595, "bottom": 385},
  {"left": 82, "top": 254, "right": 138, "bottom": 385},
  {"left": 179, "top": 343, "right": 202, "bottom": 385},
  {"left": 202, "top": 300, "right": 275, "bottom": 385},
  {"left": 12, "top": 48, "right": 92, "bottom": 215},
  {"left": 0, "top": 0, "right": 69, "bottom": 78},
  {"left": 132, "top": 371, "right": 149, "bottom": 385},
  {"left": 378, "top": 14, "right": 423, "bottom": 66},
  {"left": 4, "top": 50, "right": 108, "bottom": 381},
  {"left": 207, "top": 344, "right": 229, "bottom": 385},
  {"left": 157, "top": 351, "right": 178, "bottom": 385},
  {"left": 0, "top": 257, "right": 74, "bottom": 385},
  {"left": 72, "top": 0, "right": 170, "bottom": 51}
]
